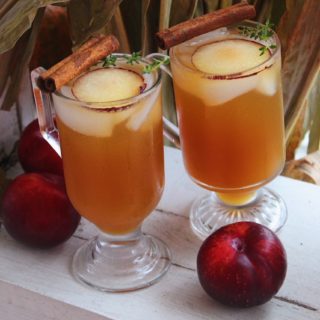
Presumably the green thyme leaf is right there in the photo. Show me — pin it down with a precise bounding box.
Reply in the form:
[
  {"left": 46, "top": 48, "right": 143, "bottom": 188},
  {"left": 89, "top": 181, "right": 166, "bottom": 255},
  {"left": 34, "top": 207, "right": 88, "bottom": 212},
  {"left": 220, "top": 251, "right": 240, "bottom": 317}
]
[
  {"left": 102, "top": 54, "right": 117, "bottom": 67},
  {"left": 238, "top": 19, "right": 277, "bottom": 55},
  {"left": 124, "top": 51, "right": 142, "bottom": 65},
  {"left": 259, "top": 46, "right": 268, "bottom": 56},
  {"left": 101, "top": 53, "right": 170, "bottom": 73},
  {"left": 143, "top": 57, "right": 170, "bottom": 74}
]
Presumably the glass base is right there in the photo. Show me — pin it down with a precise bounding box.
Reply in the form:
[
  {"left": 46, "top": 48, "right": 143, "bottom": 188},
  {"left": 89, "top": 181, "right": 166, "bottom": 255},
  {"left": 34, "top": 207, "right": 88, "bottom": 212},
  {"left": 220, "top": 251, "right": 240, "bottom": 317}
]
[
  {"left": 72, "top": 231, "right": 171, "bottom": 292},
  {"left": 190, "top": 187, "right": 287, "bottom": 240}
]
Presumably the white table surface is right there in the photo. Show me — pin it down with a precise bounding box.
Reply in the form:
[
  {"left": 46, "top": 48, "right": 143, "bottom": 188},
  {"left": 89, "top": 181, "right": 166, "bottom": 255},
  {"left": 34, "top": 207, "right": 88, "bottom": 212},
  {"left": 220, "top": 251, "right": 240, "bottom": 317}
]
[{"left": 0, "top": 146, "right": 320, "bottom": 320}]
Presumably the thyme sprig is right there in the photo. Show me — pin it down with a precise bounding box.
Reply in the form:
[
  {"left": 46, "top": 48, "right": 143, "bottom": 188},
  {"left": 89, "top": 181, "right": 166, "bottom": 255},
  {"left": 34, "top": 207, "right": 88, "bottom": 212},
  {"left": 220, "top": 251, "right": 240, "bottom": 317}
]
[
  {"left": 143, "top": 56, "right": 170, "bottom": 74},
  {"left": 124, "top": 51, "right": 142, "bottom": 64},
  {"left": 102, "top": 54, "right": 117, "bottom": 67},
  {"left": 238, "top": 20, "right": 277, "bottom": 56},
  {"left": 102, "top": 52, "right": 170, "bottom": 73}
]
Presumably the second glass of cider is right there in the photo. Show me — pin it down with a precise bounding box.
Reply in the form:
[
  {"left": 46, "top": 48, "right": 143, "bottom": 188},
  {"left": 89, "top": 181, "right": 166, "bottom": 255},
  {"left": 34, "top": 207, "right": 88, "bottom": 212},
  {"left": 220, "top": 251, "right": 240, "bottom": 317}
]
[{"left": 170, "top": 22, "right": 287, "bottom": 239}]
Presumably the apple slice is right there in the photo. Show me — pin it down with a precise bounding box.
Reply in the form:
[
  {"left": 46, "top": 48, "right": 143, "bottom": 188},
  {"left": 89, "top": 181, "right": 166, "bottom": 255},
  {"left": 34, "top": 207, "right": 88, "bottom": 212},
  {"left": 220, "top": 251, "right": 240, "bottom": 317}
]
[
  {"left": 72, "top": 68, "right": 145, "bottom": 103},
  {"left": 192, "top": 39, "right": 270, "bottom": 75}
]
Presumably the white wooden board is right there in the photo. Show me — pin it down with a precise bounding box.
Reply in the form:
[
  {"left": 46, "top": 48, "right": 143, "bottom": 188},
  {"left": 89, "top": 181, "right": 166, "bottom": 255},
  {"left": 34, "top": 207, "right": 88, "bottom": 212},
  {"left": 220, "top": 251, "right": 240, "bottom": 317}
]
[{"left": 0, "top": 147, "right": 320, "bottom": 319}]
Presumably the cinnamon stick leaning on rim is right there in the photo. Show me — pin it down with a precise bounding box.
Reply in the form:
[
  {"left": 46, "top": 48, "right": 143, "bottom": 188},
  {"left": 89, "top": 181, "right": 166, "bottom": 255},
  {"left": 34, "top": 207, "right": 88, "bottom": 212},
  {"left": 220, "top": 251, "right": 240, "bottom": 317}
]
[
  {"left": 39, "top": 35, "right": 119, "bottom": 92},
  {"left": 156, "top": 1, "right": 256, "bottom": 50}
]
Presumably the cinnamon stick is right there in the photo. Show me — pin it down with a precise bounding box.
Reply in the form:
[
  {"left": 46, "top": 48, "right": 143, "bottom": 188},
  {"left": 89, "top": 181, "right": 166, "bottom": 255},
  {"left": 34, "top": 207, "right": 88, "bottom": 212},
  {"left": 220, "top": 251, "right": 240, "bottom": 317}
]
[
  {"left": 40, "top": 35, "right": 119, "bottom": 92},
  {"left": 40, "top": 35, "right": 105, "bottom": 80},
  {"left": 156, "top": 1, "right": 256, "bottom": 50}
]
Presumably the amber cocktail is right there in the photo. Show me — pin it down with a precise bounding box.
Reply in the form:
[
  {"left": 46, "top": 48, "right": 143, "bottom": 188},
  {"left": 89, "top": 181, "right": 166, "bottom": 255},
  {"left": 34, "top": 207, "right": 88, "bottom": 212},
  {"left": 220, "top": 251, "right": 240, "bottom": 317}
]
[
  {"left": 32, "top": 54, "right": 171, "bottom": 292},
  {"left": 55, "top": 74, "right": 163, "bottom": 235},
  {"left": 170, "top": 22, "right": 287, "bottom": 238}
]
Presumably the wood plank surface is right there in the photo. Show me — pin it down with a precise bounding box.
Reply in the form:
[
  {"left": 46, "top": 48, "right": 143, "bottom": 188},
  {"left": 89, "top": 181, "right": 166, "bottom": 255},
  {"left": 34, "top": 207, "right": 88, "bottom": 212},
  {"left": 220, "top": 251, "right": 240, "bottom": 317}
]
[{"left": 0, "top": 147, "right": 320, "bottom": 319}]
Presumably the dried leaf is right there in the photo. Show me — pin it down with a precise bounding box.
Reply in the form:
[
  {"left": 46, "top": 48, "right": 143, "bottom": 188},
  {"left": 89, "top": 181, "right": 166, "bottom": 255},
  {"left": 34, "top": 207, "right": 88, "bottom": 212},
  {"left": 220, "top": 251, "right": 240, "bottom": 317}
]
[
  {"left": 283, "top": 151, "right": 320, "bottom": 185},
  {"left": 307, "top": 75, "right": 320, "bottom": 153},
  {"left": 219, "top": 0, "right": 233, "bottom": 9},
  {"left": 159, "top": 0, "right": 172, "bottom": 32},
  {"left": 158, "top": 1, "right": 176, "bottom": 145},
  {"left": 1, "top": 8, "right": 45, "bottom": 111},
  {"left": 110, "top": 6, "right": 130, "bottom": 52},
  {"left": 158, "top": 0, "right": 199, "bottom": 135},
  {"left": 269, "top": 0, "right": 286, "bottom": 26},
  {"left": 119, "top": 1, "right": 142, "bottom": 52},
  {"left": 170, "top": 0, "right": 198, "bottom": 26},
  {"left": 141, "top": 0, "right": 151, "bottom": 55},
  {"left": 277, "top": 1, "right": 320, "bottom": 141},
  {"left": 99, "top": 5, "right": 130, "bottom": 52},
  {"left": 0, "top": 0, "right": 68, "bottom": 54},
  {"left": 0, "top": 50, "right": 12, "bottom": 97},
  {"left": 202, "top": 0, "right": 220, "bottom": 13},
  {"left": 276, "top": 0, "right": 304, "bottom": 55},
  {"left": 162, "top": 72, "right": 177, "bottom": 130},
  {"left": 68, "top": 0, "right": 122, "bottom": 46},
  {"left": 141, "top": 0, "right": 160, "bottom": 55},
  {"left": 29, "top": 5, "right": 72, "bottom": 70},
  {"left": 285, "top": 100, "right": 307, "bottom": 161},
  {"left": 0, "top": 0, "right": 17, "bottom": 21},
  {"left": 256, "top": 0, "right": 273, "bottom": 22},
  {"left": 253, "top": 0, "right": 264, "bottom": 13}
]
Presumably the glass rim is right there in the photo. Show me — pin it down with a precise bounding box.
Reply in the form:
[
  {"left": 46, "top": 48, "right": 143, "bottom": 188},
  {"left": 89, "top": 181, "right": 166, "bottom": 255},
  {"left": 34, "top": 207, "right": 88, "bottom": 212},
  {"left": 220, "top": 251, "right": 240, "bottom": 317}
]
[
  {"left": 52, "top": 53, "right": 162, "bottom": 110},
  {"left": 170, "top": 20, "right": 281, "bottom": 80}
]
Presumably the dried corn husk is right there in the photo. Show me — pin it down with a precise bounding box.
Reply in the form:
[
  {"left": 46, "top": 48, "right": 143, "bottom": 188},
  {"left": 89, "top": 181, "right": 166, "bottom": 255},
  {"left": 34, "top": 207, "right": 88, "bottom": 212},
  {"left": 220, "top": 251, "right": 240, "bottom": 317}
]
[
  {"left": 283, "top": 151, "right": 320, "bottom": 185},
  {"left": 285, "top": 100, "right": 307, "bottom": 161},
  {"left": 1, "top": 8, "right": 44, "bottom": 111},
  {"left": 277, "top": 1, "right": 320, "bottom": 141},
  {"left": 307, "top": 74, "right": 320, "bottom": 154},
  {"left": 0, "top": 0, "right": 68, "bottom": 54},
  {"left": 67, "top": 0, "right": 122, "bottom": 46}
]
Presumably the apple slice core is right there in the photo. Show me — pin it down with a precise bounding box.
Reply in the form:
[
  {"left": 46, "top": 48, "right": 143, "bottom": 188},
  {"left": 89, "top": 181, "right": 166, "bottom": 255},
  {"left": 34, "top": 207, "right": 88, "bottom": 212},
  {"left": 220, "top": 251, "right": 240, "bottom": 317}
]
[
  {"left": 72, "top": 68, "right": 145, "bottom": 103},
  {"left": 192, "top": 39, "right": 270, "bottom": 75}
]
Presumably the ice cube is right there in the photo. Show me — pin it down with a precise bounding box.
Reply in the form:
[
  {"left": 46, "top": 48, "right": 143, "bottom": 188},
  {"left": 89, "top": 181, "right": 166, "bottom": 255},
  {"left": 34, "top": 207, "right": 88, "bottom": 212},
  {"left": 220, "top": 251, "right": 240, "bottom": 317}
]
[
  {"left": 126, "top": 86, "right": 160, "bottom": 131},
  {"left": 53, "top": 95, "right": 136, "bottom": 137},
  {"left": 59, "top": 85, "right": 74, "bottom": 99},
  {"left": 256, "top": 65, "right": 278, "bottom": 96},
  {"left": 199, "top": 75, "right": 257, "bottom": 106}
]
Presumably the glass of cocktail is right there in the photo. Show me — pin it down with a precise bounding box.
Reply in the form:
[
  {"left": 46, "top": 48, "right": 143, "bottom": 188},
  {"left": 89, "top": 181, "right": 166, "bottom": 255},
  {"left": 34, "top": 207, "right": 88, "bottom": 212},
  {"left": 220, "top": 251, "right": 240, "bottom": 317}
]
[
  {"left": 31, "top": 54, "right": 171, "bottom": 292},
  {"left": 167, "top": 21, "right": 287, "bottom": 239}
]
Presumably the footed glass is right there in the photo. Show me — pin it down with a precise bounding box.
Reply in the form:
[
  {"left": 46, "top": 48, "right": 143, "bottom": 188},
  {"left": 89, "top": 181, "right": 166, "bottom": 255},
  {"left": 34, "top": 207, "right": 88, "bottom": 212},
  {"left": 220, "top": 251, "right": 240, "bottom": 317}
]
[
  {"left": 161, "top": 21, "right": 287, "bottom": 239},
  {"left": 31, "top": 55, "right": 171, "bottom": 291}
]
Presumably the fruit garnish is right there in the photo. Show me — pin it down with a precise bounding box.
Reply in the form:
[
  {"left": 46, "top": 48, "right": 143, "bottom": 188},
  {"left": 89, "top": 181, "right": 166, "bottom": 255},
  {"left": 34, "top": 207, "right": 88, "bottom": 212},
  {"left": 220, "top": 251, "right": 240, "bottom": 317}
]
[
  {"left": 72, "top": 68, "right": 145, "bottom": 103},
  {"left": 191, "top": 39, "right": 270, "bottom": 75},
  {"left": 238, "top": 20, "right": 277, "bottom": 56}
]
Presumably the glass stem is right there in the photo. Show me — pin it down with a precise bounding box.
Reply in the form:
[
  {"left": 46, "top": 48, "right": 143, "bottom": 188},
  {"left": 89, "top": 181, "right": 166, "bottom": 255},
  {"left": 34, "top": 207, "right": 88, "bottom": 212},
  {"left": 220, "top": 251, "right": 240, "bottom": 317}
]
[
  {"left": 95, "top": 228, "right": 143, "bottom": 255},
  {"left": 216, "top": 190, "right": 258, "bottom": 206}
]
